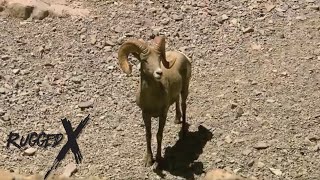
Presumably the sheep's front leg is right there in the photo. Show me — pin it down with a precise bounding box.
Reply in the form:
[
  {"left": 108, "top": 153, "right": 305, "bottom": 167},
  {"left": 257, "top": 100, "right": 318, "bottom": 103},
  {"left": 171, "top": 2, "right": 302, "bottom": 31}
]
[
  {"left": 154, "top": 112, "right": 167, "bottom": 169},
  {"left": 143, "top": 112, "right": 153, "bottom": 167}
]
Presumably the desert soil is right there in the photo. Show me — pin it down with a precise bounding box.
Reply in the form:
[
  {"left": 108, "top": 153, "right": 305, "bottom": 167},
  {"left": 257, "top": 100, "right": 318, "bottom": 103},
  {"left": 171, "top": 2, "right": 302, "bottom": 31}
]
[{"left": 1, "top": 0, "right": 320, "bottom": 179}]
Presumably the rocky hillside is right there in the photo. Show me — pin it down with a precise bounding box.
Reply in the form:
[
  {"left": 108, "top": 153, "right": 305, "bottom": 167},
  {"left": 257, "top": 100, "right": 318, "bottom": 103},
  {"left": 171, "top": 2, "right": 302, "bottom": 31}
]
[{"left": 0, "top": 0, "right": 320, "bottom": 179}]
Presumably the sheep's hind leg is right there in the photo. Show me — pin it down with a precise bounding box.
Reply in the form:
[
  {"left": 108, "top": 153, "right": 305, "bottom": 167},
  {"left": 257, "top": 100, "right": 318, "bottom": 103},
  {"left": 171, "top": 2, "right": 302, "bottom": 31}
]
[
  {"left": 174, "top": 96, "right": 182, "bottom": 124},
  {"left": 142, "top": 112, "right": 154, "bottom": 167},
  {"left": 181, "top": 85, "right": 189, "bottom": 138}
]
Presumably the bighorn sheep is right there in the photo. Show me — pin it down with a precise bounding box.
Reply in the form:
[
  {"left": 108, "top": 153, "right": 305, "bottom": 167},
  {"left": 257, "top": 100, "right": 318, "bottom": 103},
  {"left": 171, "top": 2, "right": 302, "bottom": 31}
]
[{"left": 117, "top": 35, "right": 192, "bottom": 168}]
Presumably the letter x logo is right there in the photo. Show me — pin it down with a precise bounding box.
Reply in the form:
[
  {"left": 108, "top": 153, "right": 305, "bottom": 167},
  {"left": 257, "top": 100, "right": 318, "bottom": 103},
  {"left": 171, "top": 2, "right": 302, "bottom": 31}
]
[{"left": 44, "top": 115, "right": 90, "bottom": 179}]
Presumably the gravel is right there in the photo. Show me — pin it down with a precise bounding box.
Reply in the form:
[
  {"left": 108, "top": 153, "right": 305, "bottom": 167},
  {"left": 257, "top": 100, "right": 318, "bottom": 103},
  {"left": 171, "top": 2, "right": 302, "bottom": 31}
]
[{"left": 1, "top": 0, "right": 320, "bottom": 179}]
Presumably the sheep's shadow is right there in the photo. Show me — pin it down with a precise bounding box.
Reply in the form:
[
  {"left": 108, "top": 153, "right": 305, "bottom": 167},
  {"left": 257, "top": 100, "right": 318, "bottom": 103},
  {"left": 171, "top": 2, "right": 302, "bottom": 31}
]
[{"left": 154, "top": 123, "right": 213, "bottom": 180}]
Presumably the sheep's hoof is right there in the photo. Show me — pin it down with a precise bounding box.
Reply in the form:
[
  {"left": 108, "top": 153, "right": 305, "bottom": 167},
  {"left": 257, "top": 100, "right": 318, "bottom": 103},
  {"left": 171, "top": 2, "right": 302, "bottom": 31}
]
[
  {"left": 174, "top": 118, "right": 181, "bottom": 124},
  {"left": 144, "top": 154, "right": 154, "bottom": 167},
  {"left": 152, "top": 161, "right": 161, "bottom": 170}
]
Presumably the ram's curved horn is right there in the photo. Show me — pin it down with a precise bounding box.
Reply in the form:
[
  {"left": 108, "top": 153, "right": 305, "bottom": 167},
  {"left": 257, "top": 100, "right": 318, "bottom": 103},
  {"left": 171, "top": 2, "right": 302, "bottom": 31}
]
[
  {"left": 153, "top": 36, "right": 171, "bottom": 69},
  {"left": 118, "top": 39, "right": 150, "bottom": 74}
]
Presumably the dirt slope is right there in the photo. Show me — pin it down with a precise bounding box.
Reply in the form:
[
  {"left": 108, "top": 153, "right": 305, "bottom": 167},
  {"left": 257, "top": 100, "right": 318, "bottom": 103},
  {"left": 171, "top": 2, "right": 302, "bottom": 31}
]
[{"left": 0, "top": 0, "right": 320, "bottom": 179}]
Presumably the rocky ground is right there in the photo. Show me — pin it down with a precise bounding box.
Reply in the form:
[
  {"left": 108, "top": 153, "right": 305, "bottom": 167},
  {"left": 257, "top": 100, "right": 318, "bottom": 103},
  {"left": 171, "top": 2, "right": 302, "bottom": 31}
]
[{"left": 1, "top": 0, "right": 320, "bottom": 179}]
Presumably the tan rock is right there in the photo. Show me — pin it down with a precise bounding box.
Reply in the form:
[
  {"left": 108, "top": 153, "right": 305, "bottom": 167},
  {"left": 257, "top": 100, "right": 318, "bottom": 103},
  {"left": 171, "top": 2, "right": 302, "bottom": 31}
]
[
  {"left": 7, "top": 2, "right": 34, "bottom": 19},
  {"left": 87, "top": 176, "right": 102, "bottom": 180},
  {"left": 24, "top": 174, "right": 43, "bottom": 180},
  {"left": 61, "top": 163, "right": 77, "bottom": 178},
  {"left": 23, "top": 147, "right": 37, "bottom": 156},
  {"left": 0, "top": 170, "right": 15, "bottom": 180},
  {"left": 251, "top": 43, "right": 262, "bottom": 50},
  {"left": 269, "top": 168, "right": 282, "bottom": 176},
  {"left": 265, "top": 3, "right": 275, "bottom": 12},
  {"left": 31, "top": 6, "right": 49, "bottom": 20},
  {"left": 203, "top": 168, "right": 245, "bottom": 180}
]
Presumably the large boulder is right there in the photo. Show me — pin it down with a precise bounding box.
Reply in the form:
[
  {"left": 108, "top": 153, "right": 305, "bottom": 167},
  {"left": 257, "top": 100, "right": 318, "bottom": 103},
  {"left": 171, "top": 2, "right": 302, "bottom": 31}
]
[
  {"left": 7, "top": 2, "right": 34, "bottom": 19},
  {"left": 0, "top": 0, "right": 89, "bottom": 20}
]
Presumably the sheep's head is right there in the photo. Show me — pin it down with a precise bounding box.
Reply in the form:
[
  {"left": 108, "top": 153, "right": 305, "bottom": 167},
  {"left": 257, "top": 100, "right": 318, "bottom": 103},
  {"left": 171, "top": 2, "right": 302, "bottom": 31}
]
[{"left": 118, "top": 36, "right": 171, "bottom": 81}]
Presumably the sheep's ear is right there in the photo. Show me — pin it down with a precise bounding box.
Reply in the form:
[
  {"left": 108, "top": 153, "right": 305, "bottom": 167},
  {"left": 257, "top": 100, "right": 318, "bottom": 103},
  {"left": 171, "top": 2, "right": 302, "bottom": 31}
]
[
  {"left": 163, "top": 56, "right": 176, "bottom": 69},
  {"left": 132, "top": 52, "right": 141, "bottom": 61}
]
